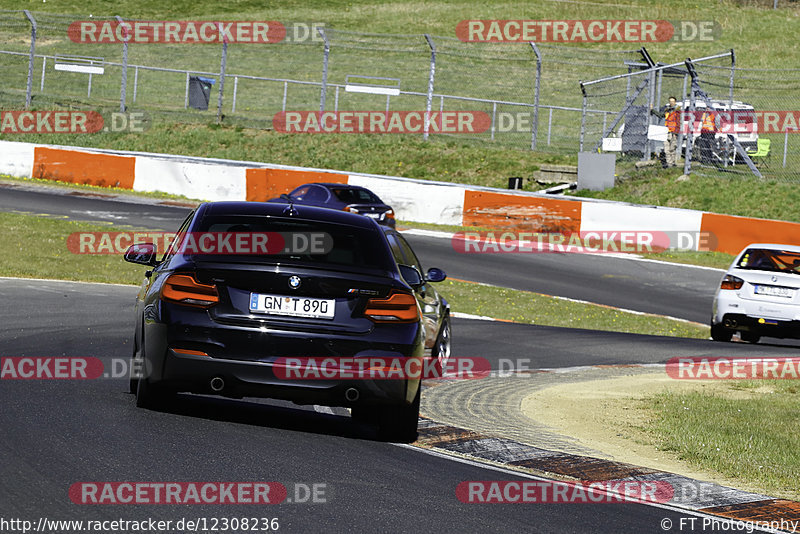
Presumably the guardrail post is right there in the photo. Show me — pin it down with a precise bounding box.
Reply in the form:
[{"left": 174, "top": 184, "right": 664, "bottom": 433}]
[
  {"left": 115, "top": 16, "right": 128, "bottom": 112},
  {"left": 319, "top": 28, "right": 330, "bottom": 112},
  {"left": 23, "top": 10, "right": 36, "bottom": 109},
  {"left": 530, "top": 42, "right": 541, "bottom": 151},
  {"left": 423, "top": 34, "right": 436, "bottom": 141}
]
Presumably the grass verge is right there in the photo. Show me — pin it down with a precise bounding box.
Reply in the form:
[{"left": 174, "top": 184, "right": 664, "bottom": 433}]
[
  {"left": 0, "top": 212, "right": 147, "bottom": 285},
  {"left": 641, "top": 381, "right": 800, "bottom": 500},
  {"left": 570, "top": 166, "right": 800, "bottom": 223},
  {"left": 442, "top": 278, "right": 708, "bottom": 339},
  {"left": 0, "top": 211, "right": 708, "bottom": 339}
]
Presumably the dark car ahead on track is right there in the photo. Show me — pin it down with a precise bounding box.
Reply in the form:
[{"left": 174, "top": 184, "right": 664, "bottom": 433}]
[
  {"left": 124, "top": 201, "right": 449, "bottom": 441},
  {"left": 269, "top": 182, "right": 396, "bottom": 227}
]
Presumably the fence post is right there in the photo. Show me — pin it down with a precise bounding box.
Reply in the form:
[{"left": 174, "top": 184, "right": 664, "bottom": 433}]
[
  {"left": 724, "top": 49, "right": 736, "bottom": 168},
  {"left": 319, "top": 28, "right": 330, "bottom": 112},
  {"left": 644, "top": 70, "right": 655, "bottom": 162},
  {"left": 579, "top": 86, "right": 587, "bottom": 152},
  {"left": 115, "top": 16, "right": 128, "bottom": 113},
  {"left": 530, "top": 42, "right": 541, "bottom": 151},
  {"left": 216, "top": 23, "right": 228, "bottom": 123},
  {"left": 423, "top": 34, "right": 436, "bottom": 141},
  {"left": 23, "top": 10, "right": 36, "bottom": 109}
]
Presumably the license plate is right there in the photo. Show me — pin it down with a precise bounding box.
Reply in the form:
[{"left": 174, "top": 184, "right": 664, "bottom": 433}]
[
  {"left": 754, "top": 285, "right": 794, "bottom": 298},
  {"left": 249, "top": 293, "right": 335, "bottom": 319},
  {"left": 365, "top": 212, "right": 381, "bottom": 219}
]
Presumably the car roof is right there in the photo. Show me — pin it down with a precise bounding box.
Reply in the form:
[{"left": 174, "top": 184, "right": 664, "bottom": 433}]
[
  {"left": 196, "top": 201, "right": 379, "bottom": 229},
  {"left": 311, "top": 183, "right": 369, "bottom": 190},
  {"left": 736, "top": 243, "right": 800, "bottom": 254}
]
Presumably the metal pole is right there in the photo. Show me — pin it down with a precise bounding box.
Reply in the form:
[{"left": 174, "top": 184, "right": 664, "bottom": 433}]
[
  {"left": 724, "top": 49, "right": 735, "bottom": 168},
  {"left": 423, "top": 34, "right": 436, "bottom": 141},
  {"left": 579, "top": 91, "right": 587, "bottom": 152},
  {"left": 683, "top": 83, "right": 695, "bottom": 176},
  {"left": 581, "top": 51, "right": 734, "bottom": 88},
  {"left": 490, "top": 102, "right": 496, "bottom": 141},
  {"left": 115, "top": 16, "right": 128, "bottom": 112},
  {"left": 319, "top": 28, "right": 330, "bottom": 112},
  {"left": 133, "top": 66, "right": 138, "bottom": 102},
  {"left": 655, "top": 68, "right": 663, "bottom": 110},
  {"left": 334, "top": 86, "right": 339, "bottom": 112},
  {"left": 530, "top": 42, "right": 541, "bottom": 151},
  {"left": 184, "top": 72, "right": 190, "bottom": 109},
  {"left": 282, "top": 81, "right": 288, "bottom": 112},
  {"left": 644, "top": 70, "right": 655, "bottom": 161},
  {"left": 547, "top": 108, "right": 553, "bottom": 146},
  {"left": 217, "top": 23, "right": 228, "bottom": 123},
  {"left": 23, "top": 10, "right": 36, "bottom": 109},
  {"left": 784, "top": 130, "right": 789, "bottom": 168},
  {"left": 40, "top": 56, "right": 46, "bottom": 92},
  {"left": 232, "top": 76, "right": 238, "bottom": 113},
  {"left": 88, "top": 73, "right": 93, "bottom": 97}
]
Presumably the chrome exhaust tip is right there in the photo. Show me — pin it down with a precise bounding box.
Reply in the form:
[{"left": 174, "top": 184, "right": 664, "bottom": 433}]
[
  {"left": 210, "top": 377, "right": 225, "bottom": 392},
  {"left": 344, "top": 388, "right": 360, "bottom": 402}
]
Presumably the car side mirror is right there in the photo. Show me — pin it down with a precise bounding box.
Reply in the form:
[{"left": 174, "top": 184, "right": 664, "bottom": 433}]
[
  {"left": 425, "top": 267, "right": 447, "bottom": 283},
  {"left": 124, "top": 243, "right": 158, "bottom": 267},
  {"left": 280, "top": 193, "right": 292, "bottom": 202},
  {"left": 398, "top": 264, "right": 423, "bottom": 288}
]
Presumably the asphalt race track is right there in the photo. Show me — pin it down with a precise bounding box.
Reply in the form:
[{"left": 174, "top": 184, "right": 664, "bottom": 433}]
[{"left": 0, "top": 184, "right": 788, "bottom": 532}]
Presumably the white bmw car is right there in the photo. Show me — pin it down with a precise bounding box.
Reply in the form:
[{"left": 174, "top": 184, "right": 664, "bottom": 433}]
[{"left": 711, "top": 243, "right": 800, "bottom": 343}]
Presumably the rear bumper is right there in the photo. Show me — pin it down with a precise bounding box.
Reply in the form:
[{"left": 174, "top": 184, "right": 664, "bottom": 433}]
[
  {"left": 141, "top": 313, "right": 423, "bottom": 407},
  {"left": 712, "top": 313, "right": 800, "bottom": 339},
  {"left": 155, "top": 349, "right": 414, "bottom": 406}
]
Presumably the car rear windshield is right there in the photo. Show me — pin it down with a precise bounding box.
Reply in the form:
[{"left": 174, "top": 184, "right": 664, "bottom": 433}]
[
  {"left": 331, "top": 188, "right": 381, "bottom": 204},
  {"left": 177, "top": 215, "right": 394, "bottom": 271},
  {"left": 736, "top": 248, "right": 800, "bottom": 273}
]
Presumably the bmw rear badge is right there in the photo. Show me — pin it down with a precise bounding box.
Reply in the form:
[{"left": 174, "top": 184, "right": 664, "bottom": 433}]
[
  {"left": 288, "top": 276, "right": 302, "bottom": 289},
  {"left": 772, "top": 276, "right": 778, "bottom": 282}
]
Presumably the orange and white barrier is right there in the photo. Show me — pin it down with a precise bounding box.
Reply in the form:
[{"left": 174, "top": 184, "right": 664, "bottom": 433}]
[{"left": 2, "top": 139, "right": 799, "bottom": 255}]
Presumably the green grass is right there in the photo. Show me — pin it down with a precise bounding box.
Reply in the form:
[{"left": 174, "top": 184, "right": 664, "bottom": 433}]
[
  {"left": 571, "top": 165, "right": 800, "bottom": 222},
  {"left": 2, "top": 0, "right": 800, "bottom": 219},
  {"left": 442, "top": 278, "right": 708, "bottom": 339},
  {"left": 0, "top": 211, "right": 147, "bottom": 285},
  {"left": 3, "top": 122, "right": 568, "bottom": 189},
  {"left": 642, "top": 381, "right": 800, "bottom": 500}
]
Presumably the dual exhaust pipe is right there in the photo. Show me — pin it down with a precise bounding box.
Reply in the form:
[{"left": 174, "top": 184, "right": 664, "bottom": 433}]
[
  {"left": 723, "top": 318, "right": 738, "bottom": 328},
  {"left": 210, "top": 377, "right": 361, "bottom": 403}
]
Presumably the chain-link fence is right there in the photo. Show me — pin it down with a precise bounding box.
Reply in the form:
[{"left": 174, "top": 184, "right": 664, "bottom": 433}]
[
  {"left": 2, "top": 9, "right": 800, "bottom": 182},
  {"left": 580, "top": 49, "right": 800, "bottom": 181},
  {"left": 0, "top": 10, "right": 642, "bottom": 154}
]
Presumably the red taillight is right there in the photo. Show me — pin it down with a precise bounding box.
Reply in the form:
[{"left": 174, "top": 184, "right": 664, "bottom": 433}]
[
  {"left": 364, "top": 291, "right": 420, "bottom": 323},
  {"left": 161, "top": 274, "right": 219, "bottom": 307},
  {"left": 344, "top": 205, "right": 358, "bottom": 214},
  {"left": 720, "top": 274, "right": 743, "bottom": 290},
  {"left": 384, "top": 209, "right": 395, "bottom": 221},
  {"left": 171, "top": 348, "right": 209, "bottom": 357}
]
